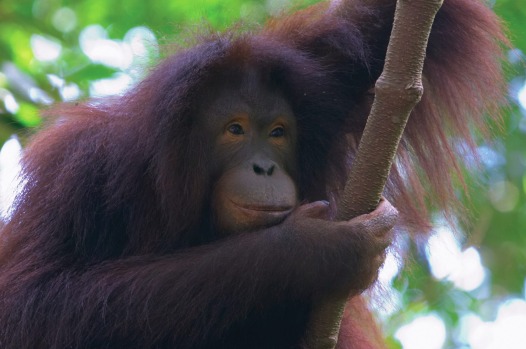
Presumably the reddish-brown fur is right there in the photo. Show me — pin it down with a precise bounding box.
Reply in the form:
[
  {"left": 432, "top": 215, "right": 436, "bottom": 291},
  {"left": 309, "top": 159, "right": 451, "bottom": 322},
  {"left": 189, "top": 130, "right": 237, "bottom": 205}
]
[{"left": 0, "top": 0, "right": 505, "bottom": 348}]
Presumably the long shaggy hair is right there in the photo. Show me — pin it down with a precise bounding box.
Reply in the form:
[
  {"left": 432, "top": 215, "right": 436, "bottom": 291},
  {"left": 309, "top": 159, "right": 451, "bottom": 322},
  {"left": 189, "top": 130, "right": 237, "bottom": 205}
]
[{"left": 0, "top": 0, "right": 506, "bottom": 348}]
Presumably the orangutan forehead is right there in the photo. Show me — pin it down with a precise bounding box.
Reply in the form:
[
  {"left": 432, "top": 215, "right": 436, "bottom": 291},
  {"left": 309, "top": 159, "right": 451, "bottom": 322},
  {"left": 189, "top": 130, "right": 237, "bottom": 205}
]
[{"left": 197, "top": 78, "right": 294, "bottom": 124}]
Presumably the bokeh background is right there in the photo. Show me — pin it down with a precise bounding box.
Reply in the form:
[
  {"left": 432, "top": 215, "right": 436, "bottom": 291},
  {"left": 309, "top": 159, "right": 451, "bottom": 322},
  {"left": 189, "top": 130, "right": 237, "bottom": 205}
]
[{"left": 0, "top": 0, "right": 525, "bottom": 348}]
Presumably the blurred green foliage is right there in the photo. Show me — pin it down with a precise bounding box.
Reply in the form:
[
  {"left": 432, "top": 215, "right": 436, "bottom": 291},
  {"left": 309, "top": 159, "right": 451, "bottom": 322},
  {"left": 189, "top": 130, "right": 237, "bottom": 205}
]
[{"left": 0, "top": 0, "right": 525, "bottom": 348}]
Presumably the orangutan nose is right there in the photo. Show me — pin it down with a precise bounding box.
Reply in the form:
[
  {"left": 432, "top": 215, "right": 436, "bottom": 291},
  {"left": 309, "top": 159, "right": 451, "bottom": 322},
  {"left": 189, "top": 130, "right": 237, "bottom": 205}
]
[{"left": 253, "top": 162, "right": 275, "bottom": 176}]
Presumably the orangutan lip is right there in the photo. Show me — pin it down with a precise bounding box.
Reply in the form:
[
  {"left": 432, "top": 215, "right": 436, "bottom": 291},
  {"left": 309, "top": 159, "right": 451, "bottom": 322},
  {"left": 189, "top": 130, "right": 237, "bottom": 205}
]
[{"left": 230, "top": 200, "right": 292, "bottom": 213}]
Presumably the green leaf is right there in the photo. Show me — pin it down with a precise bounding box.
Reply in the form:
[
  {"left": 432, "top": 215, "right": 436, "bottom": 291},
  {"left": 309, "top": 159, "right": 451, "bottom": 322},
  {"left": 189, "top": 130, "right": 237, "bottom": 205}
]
[{"left": 15, "top": 102, "right": 41, "bottom": 127}]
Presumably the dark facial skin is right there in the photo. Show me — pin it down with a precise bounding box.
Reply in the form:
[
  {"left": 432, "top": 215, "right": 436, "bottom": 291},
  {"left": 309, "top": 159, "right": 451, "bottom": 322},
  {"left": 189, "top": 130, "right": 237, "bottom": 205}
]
[{"left": 200, "top": 80, "right": 299, "bottom": 235}]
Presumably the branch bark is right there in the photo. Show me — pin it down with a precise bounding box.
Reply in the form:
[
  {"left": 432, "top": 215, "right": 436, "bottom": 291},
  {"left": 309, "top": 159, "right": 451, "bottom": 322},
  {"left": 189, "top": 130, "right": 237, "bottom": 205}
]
[{"left": 306, "top": 0, "right": 444, "bottom": 347}]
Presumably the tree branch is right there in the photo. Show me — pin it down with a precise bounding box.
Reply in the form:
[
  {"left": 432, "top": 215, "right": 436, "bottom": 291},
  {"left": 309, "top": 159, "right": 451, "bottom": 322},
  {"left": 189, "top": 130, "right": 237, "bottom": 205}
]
[{"left": 306, "top": 0, "right": 444, "bottom": 347}]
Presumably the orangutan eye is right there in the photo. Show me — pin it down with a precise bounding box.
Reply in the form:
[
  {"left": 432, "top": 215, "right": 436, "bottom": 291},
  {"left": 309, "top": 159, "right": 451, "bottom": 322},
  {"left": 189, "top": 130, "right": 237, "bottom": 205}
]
[
  {"left": 227, "top": 123, "right": 244, "bottom": 135},
  {"left": 270, "top": 126, "right": 285, "bottom": 138}
]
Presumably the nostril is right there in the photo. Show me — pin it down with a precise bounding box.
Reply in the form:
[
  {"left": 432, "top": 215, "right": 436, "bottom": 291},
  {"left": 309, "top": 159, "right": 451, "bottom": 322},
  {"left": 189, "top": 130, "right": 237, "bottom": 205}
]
[
  {"left": 267, "top": 165, "right": 275, "bottom": 176},
  {"left": 253, "top": 164, "right": 264, "bottom": 175}
]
